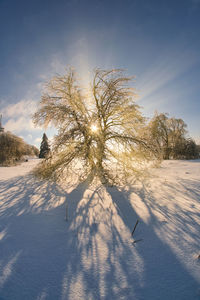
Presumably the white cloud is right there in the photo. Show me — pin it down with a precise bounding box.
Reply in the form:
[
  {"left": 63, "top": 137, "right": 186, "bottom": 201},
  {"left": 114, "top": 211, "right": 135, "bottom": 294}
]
[
  {"left": 34, "top": 137, "right": 41, "bottom": 143},
  {"left": 2, "top": 99, "right": 37, "bottom": 118},
  {"left": 4, "top": 117, "right": 34, "bottom": 134},
  {"left": 2, "top": 99, "right": 43, "bottom": 134},
  {"left": 27, "top": 134, "right": 32, "bottom": 140}
]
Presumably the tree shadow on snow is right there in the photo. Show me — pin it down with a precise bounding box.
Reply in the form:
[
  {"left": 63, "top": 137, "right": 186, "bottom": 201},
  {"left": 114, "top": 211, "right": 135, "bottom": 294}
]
[
  {"left": 0, "top": 174, "right": 70, "bottom": 299},
  {"left": 106, "top": 183, "right": 200, "bottom": 300},
  {"left": 0, "top": 174, "right": 200, "bottom": 300}
]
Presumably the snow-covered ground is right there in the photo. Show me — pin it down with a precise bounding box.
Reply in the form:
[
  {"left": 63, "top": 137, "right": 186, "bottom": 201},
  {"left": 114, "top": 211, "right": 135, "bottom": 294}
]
[{"left": 0, "top": 159, "right": 200, "bottom": 300}]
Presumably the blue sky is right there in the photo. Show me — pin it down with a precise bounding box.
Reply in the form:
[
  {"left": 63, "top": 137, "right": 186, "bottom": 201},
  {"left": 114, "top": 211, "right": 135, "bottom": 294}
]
[{"left": 0, "top": 0, "right": 200, "bottom": 147}]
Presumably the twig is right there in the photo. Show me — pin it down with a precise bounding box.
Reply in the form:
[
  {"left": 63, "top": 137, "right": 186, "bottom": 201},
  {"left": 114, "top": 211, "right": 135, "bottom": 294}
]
[
  {"left": 132, "top": 219, "right": 139, "bottom": 236},
  {"left": 132, "top": 239, "right": 143, "bottom": 244}
]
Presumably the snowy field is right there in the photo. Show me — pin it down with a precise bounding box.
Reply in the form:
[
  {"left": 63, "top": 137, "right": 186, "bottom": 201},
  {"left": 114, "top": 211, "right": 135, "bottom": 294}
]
[{"left": 0, "top": 159, "right": 200, "bottom": 300}]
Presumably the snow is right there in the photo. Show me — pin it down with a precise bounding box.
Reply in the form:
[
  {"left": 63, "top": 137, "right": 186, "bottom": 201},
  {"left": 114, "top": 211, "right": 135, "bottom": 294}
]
[{"left": 0, "top": 158, "right": 200, "bottom": 299}]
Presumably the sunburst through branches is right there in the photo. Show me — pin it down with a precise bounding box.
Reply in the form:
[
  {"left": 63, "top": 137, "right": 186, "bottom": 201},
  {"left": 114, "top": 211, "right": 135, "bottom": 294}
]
[{"left": 33, "top": 68, "right": 157, "bottom": 184}]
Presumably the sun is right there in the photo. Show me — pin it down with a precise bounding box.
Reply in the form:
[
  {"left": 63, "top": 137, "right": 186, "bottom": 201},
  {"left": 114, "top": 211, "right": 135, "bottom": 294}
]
[{"left": 90, "top": 124, "right": 98, "bottom": 133}]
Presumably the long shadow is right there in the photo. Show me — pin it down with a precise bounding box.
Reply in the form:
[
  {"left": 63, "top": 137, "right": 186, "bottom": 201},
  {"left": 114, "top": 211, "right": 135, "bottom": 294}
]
[
  {"left": 106, "top": 180, "right": 200, "bottom": 300},
  {"left": 0, "top": 174, "right": 143, "bottom": 299},
  {"left": 0, "top": 174, "right": 72, "bottom": 300},
  {"left": 1, "top": 172, "right": 200, "bottom": 299},
  {"left": 61, "top": 182, "right": 144, "bottom": 300}
]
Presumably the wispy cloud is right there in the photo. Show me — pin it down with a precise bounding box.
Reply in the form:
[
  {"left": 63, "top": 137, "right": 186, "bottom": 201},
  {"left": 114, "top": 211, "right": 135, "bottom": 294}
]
[
  {"left": 34, "top": 137, "right": 41, "bottom": 144},
  {"left": 137, "top": 48, "right": 198, "bottom": 103},
  {"left": 4, "top": 117, "right": 34, "bottom": 134},
  {"left": 27, "top": 134, "right": 33, "bottom": 140},
  {"left": 135, "top": 47, "right": 200, "bottom": 121},
  {"left": 2, "top": 99, "right": 37, "bottom": 118},
  {"left": 2, "top": 99, "right": 42, "bottom": 135}
]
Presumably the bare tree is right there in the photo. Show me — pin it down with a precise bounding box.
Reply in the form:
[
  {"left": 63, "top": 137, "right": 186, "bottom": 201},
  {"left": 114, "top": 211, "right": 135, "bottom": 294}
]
[
  {"left": 33, "top": 68, "right": 154, "bottom": 184},
  {"left": 147, "top": 112, "right": 171, "bottom": 159},
  {"left": 0, "top": 132, "right": 39, "bottom": 165},
  {"left": 147, "top": 112, "right": 198, "bottom": 159}
]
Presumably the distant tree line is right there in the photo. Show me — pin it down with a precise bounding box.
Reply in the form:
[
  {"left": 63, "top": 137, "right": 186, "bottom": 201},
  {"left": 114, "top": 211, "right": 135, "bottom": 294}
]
[
  {"left": 147, "top": 112, "right": 199, "bottom": 160},
  {"left": 0, "top": 132, "right": 39, "bottom": 166}
]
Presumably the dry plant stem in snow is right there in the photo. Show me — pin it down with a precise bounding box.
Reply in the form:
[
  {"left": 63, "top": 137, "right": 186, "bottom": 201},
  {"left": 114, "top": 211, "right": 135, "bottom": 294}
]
[{"left": 132, "top": 219, "right": 139, "bottom": 236}]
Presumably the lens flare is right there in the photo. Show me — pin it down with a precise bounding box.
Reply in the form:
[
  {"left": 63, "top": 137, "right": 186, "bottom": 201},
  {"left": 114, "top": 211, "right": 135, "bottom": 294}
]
[{"left": 90, "top": 124, "right": 98, "bottom": 133}]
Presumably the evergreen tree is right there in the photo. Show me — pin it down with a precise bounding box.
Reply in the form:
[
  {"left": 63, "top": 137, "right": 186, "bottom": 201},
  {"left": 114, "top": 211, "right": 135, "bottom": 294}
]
[{"left": 39, "top": 133, "right": 50, "bottom": 158}]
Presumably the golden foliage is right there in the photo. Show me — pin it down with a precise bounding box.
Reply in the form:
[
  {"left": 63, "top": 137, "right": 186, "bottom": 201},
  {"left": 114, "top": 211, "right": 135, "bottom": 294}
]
[{"left": 33, "top": 68, "right": 157, "bottom": 184}]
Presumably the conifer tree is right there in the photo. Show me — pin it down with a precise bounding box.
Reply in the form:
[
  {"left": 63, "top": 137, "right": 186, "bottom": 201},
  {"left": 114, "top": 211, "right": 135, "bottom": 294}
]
[{"left": 39, "top": 133, "right": 50, "bottom": 158}]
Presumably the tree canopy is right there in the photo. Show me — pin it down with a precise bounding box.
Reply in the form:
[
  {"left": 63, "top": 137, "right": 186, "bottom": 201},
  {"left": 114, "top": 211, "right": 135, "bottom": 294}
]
[{"left": 33, "top": 68, "right": 155, "bottom": 184}]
